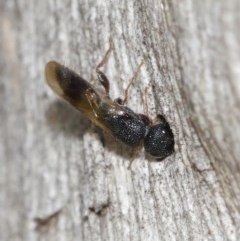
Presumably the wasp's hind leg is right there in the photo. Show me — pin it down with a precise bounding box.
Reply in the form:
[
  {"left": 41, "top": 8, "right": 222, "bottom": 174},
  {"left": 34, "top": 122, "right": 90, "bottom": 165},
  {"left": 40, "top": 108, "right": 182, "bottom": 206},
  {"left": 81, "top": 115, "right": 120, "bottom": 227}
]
[
  {"left": 96, "top": 39, "right": 113, "bottom": 95},
  {"left": 115, "top": 61, "right": 144, "bottom": 105}
]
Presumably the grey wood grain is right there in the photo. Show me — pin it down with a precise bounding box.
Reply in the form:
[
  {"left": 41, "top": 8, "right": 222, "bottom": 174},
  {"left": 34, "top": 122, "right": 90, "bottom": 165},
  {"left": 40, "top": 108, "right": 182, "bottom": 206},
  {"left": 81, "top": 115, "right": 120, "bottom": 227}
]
[{"left": 1, "top": 0, "right": 239, "bottom": 240}]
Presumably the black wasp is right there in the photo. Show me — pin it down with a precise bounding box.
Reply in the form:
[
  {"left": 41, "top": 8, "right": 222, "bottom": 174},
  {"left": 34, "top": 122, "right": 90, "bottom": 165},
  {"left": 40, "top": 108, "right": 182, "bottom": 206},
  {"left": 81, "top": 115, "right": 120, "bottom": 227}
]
[{"left": 45, "top": 43, "right": 174, "bottom": 166}]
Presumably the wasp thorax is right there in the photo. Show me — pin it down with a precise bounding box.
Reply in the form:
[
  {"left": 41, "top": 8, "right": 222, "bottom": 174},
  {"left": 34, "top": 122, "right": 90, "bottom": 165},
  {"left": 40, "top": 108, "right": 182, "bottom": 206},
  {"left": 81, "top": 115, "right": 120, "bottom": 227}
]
[{"left": 104, "top": 114, "right": 146, "bottom": 146}]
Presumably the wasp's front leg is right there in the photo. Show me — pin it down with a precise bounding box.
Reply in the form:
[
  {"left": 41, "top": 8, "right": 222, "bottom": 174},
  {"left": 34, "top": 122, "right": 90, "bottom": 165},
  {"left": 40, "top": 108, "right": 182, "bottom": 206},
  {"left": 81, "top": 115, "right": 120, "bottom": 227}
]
[{"left": 128, "top": 144, "right": 143, "bottom": 169}]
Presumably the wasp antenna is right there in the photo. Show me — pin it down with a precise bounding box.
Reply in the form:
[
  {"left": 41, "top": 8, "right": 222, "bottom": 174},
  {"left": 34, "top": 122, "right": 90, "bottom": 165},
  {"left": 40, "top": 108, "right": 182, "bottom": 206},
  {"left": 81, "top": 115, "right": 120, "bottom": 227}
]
[
  {"left": 96, "top": 39, "right": 113, "bottom": 71},
  {"left": 143, "top": 86, "right": 149, "bottom": 116}
]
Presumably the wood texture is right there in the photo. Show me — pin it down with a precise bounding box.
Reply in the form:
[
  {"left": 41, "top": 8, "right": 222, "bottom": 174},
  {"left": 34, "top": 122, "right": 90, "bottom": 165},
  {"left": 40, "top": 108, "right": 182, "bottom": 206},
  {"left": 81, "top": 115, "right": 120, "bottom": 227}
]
[{"left": 1, "top": 0, "right": 239, "bottom": 240}]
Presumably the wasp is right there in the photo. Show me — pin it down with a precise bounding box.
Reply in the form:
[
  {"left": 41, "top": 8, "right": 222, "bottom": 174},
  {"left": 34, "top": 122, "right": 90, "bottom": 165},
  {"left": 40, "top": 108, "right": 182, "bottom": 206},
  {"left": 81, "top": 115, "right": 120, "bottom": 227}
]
[{"left": 45, "top": 45, "right": 174, "bottom": 165}]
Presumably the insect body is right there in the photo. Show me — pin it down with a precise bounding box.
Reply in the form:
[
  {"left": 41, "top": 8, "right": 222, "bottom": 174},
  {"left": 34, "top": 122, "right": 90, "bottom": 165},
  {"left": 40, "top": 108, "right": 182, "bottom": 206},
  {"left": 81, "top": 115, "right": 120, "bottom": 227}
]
[{"left": 45, "top": 60, "right": 174, "bottom": 161}]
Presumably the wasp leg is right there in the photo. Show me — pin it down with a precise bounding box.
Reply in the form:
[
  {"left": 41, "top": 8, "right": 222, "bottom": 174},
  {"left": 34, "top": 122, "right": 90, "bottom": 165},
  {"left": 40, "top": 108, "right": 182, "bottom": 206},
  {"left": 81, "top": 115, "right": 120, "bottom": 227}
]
[
  {"left": 143, "top": 86, "right": 149, "bottom": 116},
  {"left": 128, "top": 144, "right": 143, "bottom": 169},
  {"left": 121, "top": 61, "right": 144, "bottom": 105}
]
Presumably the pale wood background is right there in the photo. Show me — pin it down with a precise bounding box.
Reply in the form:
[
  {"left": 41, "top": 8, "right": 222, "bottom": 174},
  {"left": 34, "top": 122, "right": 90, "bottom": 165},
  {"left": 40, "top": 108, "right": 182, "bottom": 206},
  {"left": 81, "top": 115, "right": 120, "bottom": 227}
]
[{"left": 1, "top": 0, "right": 240, "bottom": 241}]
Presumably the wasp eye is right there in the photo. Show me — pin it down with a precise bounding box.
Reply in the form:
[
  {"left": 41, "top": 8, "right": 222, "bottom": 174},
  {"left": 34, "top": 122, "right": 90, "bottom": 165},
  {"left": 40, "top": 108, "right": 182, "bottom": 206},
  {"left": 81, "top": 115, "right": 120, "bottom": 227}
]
[{"left": 144, "top": 122, "right": 174, "bottom": 159}]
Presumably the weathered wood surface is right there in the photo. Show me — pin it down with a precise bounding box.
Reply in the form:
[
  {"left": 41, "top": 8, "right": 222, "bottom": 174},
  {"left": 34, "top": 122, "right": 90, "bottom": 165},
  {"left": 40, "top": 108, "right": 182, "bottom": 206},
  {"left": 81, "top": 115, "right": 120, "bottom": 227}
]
[{"left": 1, "top": 0, "right": 239, "bottom": 240}]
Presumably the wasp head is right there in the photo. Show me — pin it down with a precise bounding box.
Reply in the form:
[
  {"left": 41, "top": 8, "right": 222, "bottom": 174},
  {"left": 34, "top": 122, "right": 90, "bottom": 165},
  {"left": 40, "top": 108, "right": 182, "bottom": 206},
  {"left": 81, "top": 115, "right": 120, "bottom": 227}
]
[{"left": 144, "top": 115, "right": 174, "bottom": 160}]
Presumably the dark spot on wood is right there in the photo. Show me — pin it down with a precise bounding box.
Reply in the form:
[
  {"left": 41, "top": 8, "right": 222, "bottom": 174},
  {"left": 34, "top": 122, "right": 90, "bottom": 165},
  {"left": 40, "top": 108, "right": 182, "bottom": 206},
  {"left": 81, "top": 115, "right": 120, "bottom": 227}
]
[
  {"left": 88, "top": 201, "right": 110, "bottom": 217},
  {"left": 34, "top": 209, "right": 62, "bottom": 233}
]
